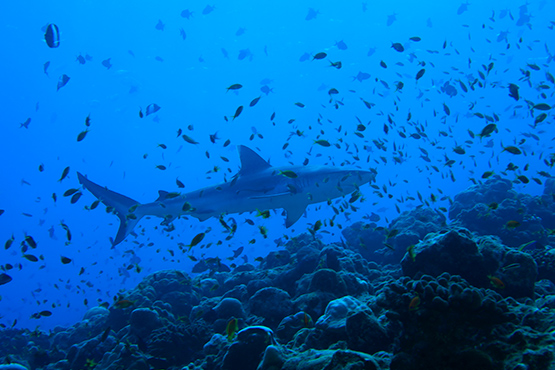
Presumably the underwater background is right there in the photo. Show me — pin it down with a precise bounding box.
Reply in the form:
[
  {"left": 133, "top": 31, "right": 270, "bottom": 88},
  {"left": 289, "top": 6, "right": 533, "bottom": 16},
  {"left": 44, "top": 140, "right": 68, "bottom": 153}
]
[{"left": 1, "top": 0, "right": 555, "bottom": 369}]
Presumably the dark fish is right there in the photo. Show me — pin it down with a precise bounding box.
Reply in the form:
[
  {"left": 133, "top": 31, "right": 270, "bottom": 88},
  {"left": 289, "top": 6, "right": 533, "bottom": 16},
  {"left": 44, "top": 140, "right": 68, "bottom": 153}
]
[
  {"left": 535, "top": 113, "right": 547, "bottom": 125},
  {"left": 502, "top": 146, "right": 522, "bottom": 155},
  {"left": 4, "top": 236, "right": 14, "bottom": 250},
  {"left": 58, "top": 167, "right": 70, "bottom": 182},
  {"left": 313, "top": 52, "right": 327, "bottom": 60},
  {"left": 23, "top": 254, "right": 38, "bottom": 262},
  {"left": 478, "top": 123, "right": 497, "bottom": 138},
  {"left": 63, "top": 188, "right": 79, "bottom": 197},
  {"left": 182, "top": 134, "right": 199, "bottom": 144},
  {"left": 61, "top": 256, "right": 72, "bottom": 264},
  {"left": 409, "top": 36, "right": 421, "bottom": 42},
  {"left": 533, "top": 103, "right": 551, "bottom": 111},
  {"left": 391, "top": 43, "right": 404, "bottom": 52},
  {"left": 77, "top": 130, "right": 89, "bottom": 142},
  {"left": 294, "top": 102, "right": 305, "bottom": 108},
  {"left": 57, "top": 74, "right": 70, "bottom": 91},
  {"left": 249, "top": 96, "right": 261, "bottom": 107},
  {"left": 76, "top": 54, "right": 86, "bottom": 64},
  {"left": 102, "top": 58, "right": 112, "bottom": 69},
  {"left": 19, "top": 118, "right": 31, "bottom": 129},
  {"left": 145, "top": 103, "right": 161, "bottom": 116},
  {"left": 416, "top": 69, "right": 425, "bottom": 80},
  {"left": 0, "top": 273, "right": 12, "bottom": 285},
  {"left": 232, "top": 106, "right": 243, "bottom": 120},
  {"left": 189, "top": 233, "right": 205, "bottom": 248},
  {"left": 100, "top": 327, "right": 111, "bottom": 342},
  {"left": 329, "top": 60, "right": 342, "bottom": 69},
  {"left": 70, "top": 192, "right": 82, "bottom": 204},
  {"left": 44, "top": 24, "right": 60, "bottom": 48},
  {"left": 314, "top": 140, "right": 330, "bottom": 147},
  {"left": 279, "top": 170, "right": 298, "bottom": 178},
  {"left": 380, "top": 60, "right": 387, "bottom": 68},
  {"left": 508, "top": 83, "right": 519, "bottom": 101},
  {"left": 226, "top": 84, "right": 242, "bottom": 91}
]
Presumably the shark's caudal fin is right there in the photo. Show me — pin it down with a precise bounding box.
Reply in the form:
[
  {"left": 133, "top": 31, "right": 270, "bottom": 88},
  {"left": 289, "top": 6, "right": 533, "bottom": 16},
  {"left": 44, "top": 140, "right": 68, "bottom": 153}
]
[{"left": 77, "top": 172, "right": 143, "bottom": 246}]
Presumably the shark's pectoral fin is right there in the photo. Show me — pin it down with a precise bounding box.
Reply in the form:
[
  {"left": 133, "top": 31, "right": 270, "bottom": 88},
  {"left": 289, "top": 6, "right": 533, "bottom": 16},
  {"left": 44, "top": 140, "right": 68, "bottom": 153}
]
[
  {"left": 284, "top": 205, "right": 306, "bottom": 227},
  {"left": 193, "top": 209, "right": 215, "bottom": 222}
]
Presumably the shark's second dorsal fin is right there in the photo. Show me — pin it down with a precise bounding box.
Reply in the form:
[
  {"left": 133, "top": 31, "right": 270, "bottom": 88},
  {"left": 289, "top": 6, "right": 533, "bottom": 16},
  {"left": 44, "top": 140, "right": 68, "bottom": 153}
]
[
  {"left": 156, "top": 191, "right": 169, "bottom": 201},
  {"left": 238, "top": 145, "right": 271, "bottom": 176}
]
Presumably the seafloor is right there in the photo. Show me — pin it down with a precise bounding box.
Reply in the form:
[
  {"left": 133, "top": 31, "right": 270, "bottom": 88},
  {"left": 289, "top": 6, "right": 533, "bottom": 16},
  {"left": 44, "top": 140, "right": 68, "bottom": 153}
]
[{"left": 2, "top": 176, "right": 555, "bottom": 370}]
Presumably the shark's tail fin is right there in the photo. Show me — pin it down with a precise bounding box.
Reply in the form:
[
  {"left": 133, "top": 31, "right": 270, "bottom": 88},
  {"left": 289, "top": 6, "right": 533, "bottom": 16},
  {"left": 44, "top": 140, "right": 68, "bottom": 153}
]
[{"left": 77, "top": 172, "right": 144, "bottom": 246}]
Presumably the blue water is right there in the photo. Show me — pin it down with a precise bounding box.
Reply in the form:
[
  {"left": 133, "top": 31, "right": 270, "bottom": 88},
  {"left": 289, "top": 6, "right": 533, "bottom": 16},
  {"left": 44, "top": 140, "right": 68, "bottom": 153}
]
[{"left": 0, "top": 0, "right": 553, "bottom": 330}]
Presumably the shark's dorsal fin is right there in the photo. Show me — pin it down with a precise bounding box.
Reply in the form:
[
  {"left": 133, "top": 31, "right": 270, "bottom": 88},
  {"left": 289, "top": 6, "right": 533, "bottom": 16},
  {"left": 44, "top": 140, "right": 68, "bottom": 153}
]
[
  {"left": 238, "top": 146, "right": 271, "bottom": 176},
  {"left": 156, "top": 190, "right": 169, "bottom": 201}
]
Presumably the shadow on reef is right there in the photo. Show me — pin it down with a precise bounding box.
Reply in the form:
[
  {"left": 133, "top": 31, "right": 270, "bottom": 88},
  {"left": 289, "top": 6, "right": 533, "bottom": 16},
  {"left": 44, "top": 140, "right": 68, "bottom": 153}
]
[{"left": 2, "top": 177, "right": 555, "bottom": 370}]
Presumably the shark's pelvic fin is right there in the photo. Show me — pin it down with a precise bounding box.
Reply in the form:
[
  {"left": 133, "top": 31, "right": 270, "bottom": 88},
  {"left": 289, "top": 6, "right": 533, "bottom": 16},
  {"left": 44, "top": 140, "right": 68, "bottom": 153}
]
[
  {"left": 77, "top": 172, "right": 143, "bottom": 246},
  {"left": 237, "top": 145, "right": 271, "bottom": 176}
]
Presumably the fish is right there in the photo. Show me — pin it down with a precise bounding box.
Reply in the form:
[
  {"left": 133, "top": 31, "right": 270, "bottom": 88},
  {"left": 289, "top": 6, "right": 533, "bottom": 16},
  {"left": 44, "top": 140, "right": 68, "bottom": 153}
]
[
  {"left": 0, "top": 273, "right": 12, "bottom": 285},
  {"left": 145, "top": 104, "right": 161, "bottom": 116},
  {"left": 58, "top": 167, "right": 70, "bottom": 182},
  {"left": 155, "top": 19, "right": 165, "bottom": 31},
  {"left": 20, "top": 118, "right": 31, "bottom": 129},
  {"left": 181, "top": 9, "right": 193, "bottom": 19},
  {"left": 57, "top": 74, "right": 70, "bottom": 91},
  {"left": 391, "top": 43, "right": 404, "bottom": 52},
  {"left": 508, "top": 83, "right": 519, "bottom": 101},
  {"left": 227, "top": 84, "right": 242, "bottom": 91},
  {"left": 77, "top": 146, "right": 376, "bottom": 246},
  {"left": 101, "top": 58, "right": 112, "bottom": 69},
  {"left": 312, "top": 52, "right": 327, "bottom": 60},
  {"left": 335, "top": 40, "right": 348, "bottom": 50},
  {"left": 77, "top": 130, "right": 89, "bottom": 142},
  {"left": 202, "top": 5, "right": 215, "bottom": 15},
  {"left": 44, "top": 24, "right": 60, "bottom": 48},
  {"left": 502, "top": 145, "right": 522, "bottom": 155},
  {"left": 189, "top": 233, "right": 205, "bottom": 248},
  {"left": 487, "top": 275, "right": 505, "bottom": 289},
  {"left": 533, "top": 103, "right": 551, "bottom": 111},
  {"left": 232, "top": 106, "right": 243, "bottom": 120},
  {"left": 478, "top": 123, "right": 497, "bottom": 139},
  {"left": 249, "top": 97, "right": 261, "bottom": 107},
  {"left": 416, "top": 69, "right": 425, "bottom": 81},
  {"left": 226, "top": 318, "right": 238, "bottom": 341},
  {"left": 409, "top": 296, "right": 420, "bottom": 311}
]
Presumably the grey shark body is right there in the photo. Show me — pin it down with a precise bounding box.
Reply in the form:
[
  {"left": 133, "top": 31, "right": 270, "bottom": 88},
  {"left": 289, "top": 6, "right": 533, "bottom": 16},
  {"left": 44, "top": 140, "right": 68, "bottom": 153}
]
[{"left": 77, "top": 145, "right": 376, "bottom": 246}]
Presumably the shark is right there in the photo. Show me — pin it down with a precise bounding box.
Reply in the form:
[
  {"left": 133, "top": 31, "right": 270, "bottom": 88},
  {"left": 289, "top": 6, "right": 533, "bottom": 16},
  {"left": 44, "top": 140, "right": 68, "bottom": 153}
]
[{"left": 77, "top": 145, "right": 376, "bottom": 246}]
